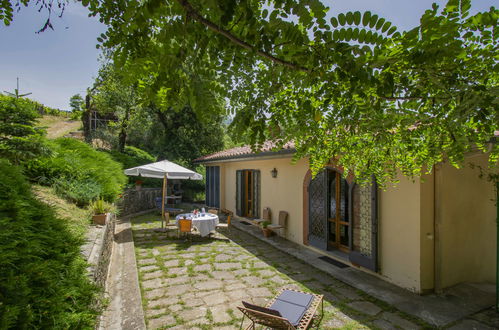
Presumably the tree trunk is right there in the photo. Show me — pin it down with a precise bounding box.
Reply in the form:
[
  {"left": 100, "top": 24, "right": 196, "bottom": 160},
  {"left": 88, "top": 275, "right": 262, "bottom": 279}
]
[
  {"left": 118, "top": 128, "right": 127, "bottom": 153},
  {"left": 117, "top": 107, "right": 131, "bottom": 153},
  {"left": 82, "top": 93, "right": 92, "bottom": 143}
]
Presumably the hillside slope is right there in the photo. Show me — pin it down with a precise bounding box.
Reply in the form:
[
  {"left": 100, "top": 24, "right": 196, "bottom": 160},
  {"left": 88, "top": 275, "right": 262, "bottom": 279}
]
[
  {"left": 32, "top": 185, "right": 90, "bottom": 237},
  {"left": 37, "top": 115, "right": 82, "bottom": 139}
]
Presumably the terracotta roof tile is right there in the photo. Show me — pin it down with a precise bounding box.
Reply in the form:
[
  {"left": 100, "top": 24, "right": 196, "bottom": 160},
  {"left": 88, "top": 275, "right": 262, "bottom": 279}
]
[{"left": 194, "top": 141, "right": 295, "bottom": 163}]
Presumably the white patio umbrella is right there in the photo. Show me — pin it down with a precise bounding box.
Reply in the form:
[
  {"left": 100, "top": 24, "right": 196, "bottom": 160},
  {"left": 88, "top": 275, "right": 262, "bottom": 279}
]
[{"left": 124, "top": 160, "right": 203, "bottom": 230}]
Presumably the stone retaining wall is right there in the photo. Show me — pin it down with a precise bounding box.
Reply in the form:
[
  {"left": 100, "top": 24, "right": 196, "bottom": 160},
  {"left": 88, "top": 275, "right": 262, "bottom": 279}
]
[
  {"left": 93, "top": 214, "right": 115, "bottom": 287},
  {"left": 82, "top": 213, "right": 116, "bottom": 288},
  {"left": 119, "top": 188, "right": 162, "bottom": 216}
]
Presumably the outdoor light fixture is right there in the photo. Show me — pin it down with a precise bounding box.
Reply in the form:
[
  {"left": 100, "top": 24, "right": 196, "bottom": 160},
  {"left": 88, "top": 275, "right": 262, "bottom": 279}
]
[{"left": 271, "top": 167, "right": 278, "bottom": 178}]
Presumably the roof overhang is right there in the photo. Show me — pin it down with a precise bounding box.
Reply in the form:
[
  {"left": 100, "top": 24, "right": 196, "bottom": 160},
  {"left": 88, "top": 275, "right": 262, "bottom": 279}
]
[{"left": 194, "top": 148, "right": 296, "bottom": 165}]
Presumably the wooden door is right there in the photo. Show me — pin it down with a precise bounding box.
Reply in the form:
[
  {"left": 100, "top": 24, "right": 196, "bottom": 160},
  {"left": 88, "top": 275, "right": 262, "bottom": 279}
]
[
  {"left": 244, "top": 170, "right": 253, "bottom": 217},
  {"left": 236, "top": 169, "right": 260, "bottom": 218},
  {"left": 328, "top": 171, "right": 350, "bottom": 252}
]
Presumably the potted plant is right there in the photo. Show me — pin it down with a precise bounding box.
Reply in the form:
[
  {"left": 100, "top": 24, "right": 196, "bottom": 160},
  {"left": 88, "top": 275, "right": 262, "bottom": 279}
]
[
  {"left": 90, "top": 199, "right": 110, "bottom": 225},
  {"left": 261, "top": 221, "right": 273, "bottom": 238}
]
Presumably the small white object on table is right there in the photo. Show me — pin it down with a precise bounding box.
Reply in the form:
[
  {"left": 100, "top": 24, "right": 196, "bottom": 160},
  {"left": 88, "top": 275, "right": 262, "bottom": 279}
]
[{"left": 175, "top": 213, "right": 219, "bottom": 237}]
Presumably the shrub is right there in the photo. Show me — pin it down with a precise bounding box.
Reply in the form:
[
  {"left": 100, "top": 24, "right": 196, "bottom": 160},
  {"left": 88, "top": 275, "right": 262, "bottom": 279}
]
[
  {"left": 106, "top": 146, "right": 160, "bottom": 187},
  {"left": 0, "top": 159, "right": 99, "bottom": 329},
  {"left": 107, "top": 145, "right": 155, "bottom": 168},
  {"left": 0, "top": 94, "right": 49, "bottom": 164},
  {"left": 53, "top": 177, "right": 102, "bottom": 207},
  {"left": 25, "top": 138, "right": 127, "bottom": 204}
]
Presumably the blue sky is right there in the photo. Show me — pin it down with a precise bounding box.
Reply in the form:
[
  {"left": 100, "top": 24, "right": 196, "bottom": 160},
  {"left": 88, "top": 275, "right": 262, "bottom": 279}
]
[{"left": 0, "top": 0, "right": 496, "bottom": 110}]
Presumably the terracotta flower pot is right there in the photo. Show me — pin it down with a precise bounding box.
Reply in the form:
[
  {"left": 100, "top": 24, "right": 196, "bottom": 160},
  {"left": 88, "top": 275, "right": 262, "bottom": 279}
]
[
  {"left": 262, "top": 228, "right": 273, "bottom": 238},
  {"left": 92, "top": 213, "right": 107, "bottom": 225}
]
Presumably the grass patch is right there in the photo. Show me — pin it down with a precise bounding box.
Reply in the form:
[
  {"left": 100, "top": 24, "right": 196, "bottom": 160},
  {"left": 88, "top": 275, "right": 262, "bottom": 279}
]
[{"left": 32, "top": 184, "right": 91, "bottom": 237}]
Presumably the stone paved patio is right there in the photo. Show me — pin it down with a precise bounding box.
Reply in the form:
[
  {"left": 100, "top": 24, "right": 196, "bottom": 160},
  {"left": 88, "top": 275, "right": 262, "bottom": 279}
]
[{"left": 131, "top": 213, "right": 429, "bottom": 329}]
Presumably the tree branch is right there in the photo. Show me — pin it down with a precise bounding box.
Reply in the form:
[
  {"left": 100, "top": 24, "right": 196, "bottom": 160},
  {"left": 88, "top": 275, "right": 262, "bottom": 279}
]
[{"left": 176, "top": 0, "right": 311, "bottom": 73}]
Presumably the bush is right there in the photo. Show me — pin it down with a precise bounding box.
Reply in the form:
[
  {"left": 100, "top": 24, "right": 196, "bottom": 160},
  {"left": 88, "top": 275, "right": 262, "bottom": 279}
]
[
  {"left": 0, "top": 94, "right": 49, "bottom": 164},
  {"left": 106, "top": 146, "right": 160, "bottom": 187},
  {"left": 53, "top": 177, "right": 102, "bottom": 207},
  {"left": 0, "top": 159, "right": 99, "bottom": 329},
  {"left": 25, "top": 138, "right": 127, "bottom": 204},
  {"left": 107, "top": 145, "right": 156, "bottom": 169}
]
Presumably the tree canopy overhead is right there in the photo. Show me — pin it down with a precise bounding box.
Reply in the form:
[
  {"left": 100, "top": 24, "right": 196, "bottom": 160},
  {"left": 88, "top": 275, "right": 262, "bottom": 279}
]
[{"left": 4, "top": 0, "right": 498, "bottom": 183}]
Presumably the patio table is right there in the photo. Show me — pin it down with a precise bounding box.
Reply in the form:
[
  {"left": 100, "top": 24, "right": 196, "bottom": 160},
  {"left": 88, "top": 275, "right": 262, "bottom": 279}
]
[{"left": 175, "top": 213, "right": 219, "bottom": 237}]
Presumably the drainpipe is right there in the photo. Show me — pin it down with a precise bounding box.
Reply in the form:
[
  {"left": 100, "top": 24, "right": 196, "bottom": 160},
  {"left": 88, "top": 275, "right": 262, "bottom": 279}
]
[{"left": 496, "top": 180, "right": 498, "bottom": 312}]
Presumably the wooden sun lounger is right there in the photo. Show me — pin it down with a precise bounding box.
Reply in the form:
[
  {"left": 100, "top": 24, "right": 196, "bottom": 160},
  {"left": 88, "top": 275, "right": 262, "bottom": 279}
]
[{"left": 238, "top": 288, "right": 324, "bottom": 329}]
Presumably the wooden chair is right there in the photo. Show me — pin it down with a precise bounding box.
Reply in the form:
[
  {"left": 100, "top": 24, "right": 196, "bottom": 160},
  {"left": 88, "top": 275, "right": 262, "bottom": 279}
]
[
  {"left": 268, "top": 211, "right": 288, "bottom": 236},
  {"left": 216, "top": 215, "right": 231, "bottom": 231},
  {"left": 238, "top": 288, "right": 323, "bottom": 329},
  {"left": 177, "top": 218, "right": 193, "bottom": 239}
]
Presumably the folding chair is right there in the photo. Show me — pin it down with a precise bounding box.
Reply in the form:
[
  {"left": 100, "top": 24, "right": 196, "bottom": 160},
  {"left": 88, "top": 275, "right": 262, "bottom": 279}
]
[
  {"left": 216, "top": 215, "right": 231, "bottom": 231},
  {"left": 238, "top": 288, "right": 323, "bottom": 329}
]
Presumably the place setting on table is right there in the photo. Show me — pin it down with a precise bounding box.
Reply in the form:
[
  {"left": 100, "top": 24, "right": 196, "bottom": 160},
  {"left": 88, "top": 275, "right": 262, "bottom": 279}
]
[{"left": 175, "top": 208, "right": 219, "bottom": 237}]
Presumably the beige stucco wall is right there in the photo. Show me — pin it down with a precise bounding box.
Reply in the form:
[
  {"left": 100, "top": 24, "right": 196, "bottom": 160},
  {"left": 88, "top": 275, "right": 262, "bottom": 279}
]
[
  {"left": 420, "top": 173, "right": 435, "bottom": 292},
  {"left": 212, "top": 156, "right": 310, "bottom": 244},
  {"left": 436, "top": 153, "right": 496, "bottom": 288},
  {"left": 378, "top": 175, "right": 423, "bottom": 292}
]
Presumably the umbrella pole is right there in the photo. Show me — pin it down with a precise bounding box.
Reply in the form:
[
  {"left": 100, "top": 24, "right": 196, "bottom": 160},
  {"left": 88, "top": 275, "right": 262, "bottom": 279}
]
[{"left": 162, "top": 174, "right": 167, "bottom": 229}]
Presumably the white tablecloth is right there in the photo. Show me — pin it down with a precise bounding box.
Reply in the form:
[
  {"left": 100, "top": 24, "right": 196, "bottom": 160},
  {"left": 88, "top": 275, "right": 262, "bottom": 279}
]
[{"left": 175, "top": 213, "right": 219, "bottom": 237}]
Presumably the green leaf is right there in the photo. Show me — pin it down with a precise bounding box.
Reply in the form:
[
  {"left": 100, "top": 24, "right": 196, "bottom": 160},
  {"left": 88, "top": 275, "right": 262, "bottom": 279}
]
[
  {"left": 387, "top": 26, "right": 397, "bottom": 35},
  {"left": 362, "top": 11, "right": 371, "bottom": 26},
  {"left": 353, "top": 11, "right": 361, "bottom": 25},
  {"left": 375, "top": 18, "right": 385, "bottom": 30},
  {"left": 369, "top": 14, "right": 378, "bottom": 28},
  {"left": 330, "top": 17, "right": 338, "bottom": 28},
  {"left": 352, "top": 28, "right": 360, "bottom": 40},
  {"left": 381, "top": 21, "right": 391, "bottom": 33},
  {"left": 345, "top": 27, "right": 353, "bottom": 41},
  {"left": 338, "top": 13, "right": 346, "bottom": 26},
  {"left": 358, "top": 29, "right": 366, "bottom": 43},
  {"left": 346, "top": 12, "right": 353, "bottom": 25},
  {"left": 333, "top": 29, "right": 340, "bottom": 40}
]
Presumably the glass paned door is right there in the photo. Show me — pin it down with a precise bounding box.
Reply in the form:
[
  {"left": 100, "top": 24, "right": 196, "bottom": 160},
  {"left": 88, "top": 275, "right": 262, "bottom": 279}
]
[
  {"left": 244, "top": 170, "right": 253, "bottom": 217},
  {"left": 328, "top": 171, "right": 350, "bottom": 252}
]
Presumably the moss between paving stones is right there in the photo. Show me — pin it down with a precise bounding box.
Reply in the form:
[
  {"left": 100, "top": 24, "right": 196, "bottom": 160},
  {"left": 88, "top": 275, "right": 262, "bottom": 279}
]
[{"left": 131, "top": 213, "right": 430, "bottom": 330}]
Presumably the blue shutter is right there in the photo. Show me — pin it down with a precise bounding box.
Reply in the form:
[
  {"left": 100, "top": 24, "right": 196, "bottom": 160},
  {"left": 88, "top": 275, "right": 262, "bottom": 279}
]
[
  {"left": 205, "top": 166, "right": 220, "bottom": 208},
  {"left": 214, "top": 166, "right": 220, "bottom": 208},
  {"left": 205, "top": 166, "right": 211, "bottom": 206}
]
